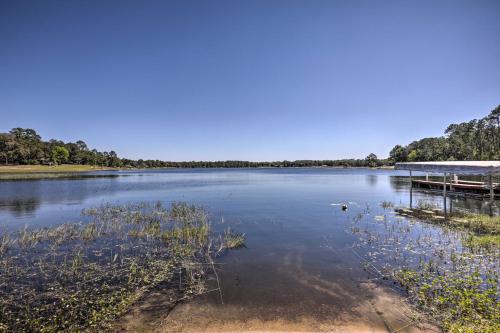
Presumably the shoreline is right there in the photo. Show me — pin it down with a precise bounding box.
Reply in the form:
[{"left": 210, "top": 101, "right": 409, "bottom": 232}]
[
  {"left": 0, "top": 165, "right": 395, "bottom": 180},
  {"left": 0, "top": 164, "right": 121, "bottom": 173},
  {"left": 0, "top": 165, "right": 124, "bottom": 180},
  {"left": 0, "top": 164, "right": 395, "bottom": 178}
]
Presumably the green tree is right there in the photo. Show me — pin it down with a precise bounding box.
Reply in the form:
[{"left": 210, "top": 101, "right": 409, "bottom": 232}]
[
  {"left": 365, "top": 153, "right": 378, "bottom": 167},
  {"left": 389, "top": 145, "right": 407, "bottom": 163},
  {"left": 407, "top": 150, "right": 418, "bottom": 162},
  {"left": 8, "top": 128, "right": 43, "bottom": 164},
  {"left": 52, "top": 146, "right": 69, "bottom": 165},
  {"left": 391, "top": 105, "right": 499, "bottom": 162},
  {"left": 0, "top": 133, "right": 11, "bottom": 165}
]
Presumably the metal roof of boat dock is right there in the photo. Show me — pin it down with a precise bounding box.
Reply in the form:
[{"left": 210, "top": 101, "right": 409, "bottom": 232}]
[{"left": 395, "top": 161, "right": 500, "bottom": 175}]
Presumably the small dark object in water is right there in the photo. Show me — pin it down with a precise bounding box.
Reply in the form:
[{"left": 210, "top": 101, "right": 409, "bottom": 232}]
[{"left": 342, "top": 204, "right": 348, "bottom": 211}]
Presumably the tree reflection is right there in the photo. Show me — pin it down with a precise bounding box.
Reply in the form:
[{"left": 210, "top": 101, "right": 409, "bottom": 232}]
[{"left": 0, "top": 198, "right": 41, "bottom": 217}]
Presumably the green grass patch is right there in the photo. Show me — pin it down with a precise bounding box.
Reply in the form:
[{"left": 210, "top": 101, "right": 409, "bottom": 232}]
[
  {"left": 0, "top": 164, "right": 117, "bottom": 173},
  {"left": 396, "top": 268, "right": 499, "bottom": 333},
  {"left": 463, "top": 234, "right": 500, "bottom": 251},
  {"left": 456, "top": 214, "right": 500, "bottom": 235}
]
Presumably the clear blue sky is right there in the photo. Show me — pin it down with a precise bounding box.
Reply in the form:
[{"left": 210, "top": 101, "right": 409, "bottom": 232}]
[{"left": 1, "top": 0, "right": 499, "bottom": 161}]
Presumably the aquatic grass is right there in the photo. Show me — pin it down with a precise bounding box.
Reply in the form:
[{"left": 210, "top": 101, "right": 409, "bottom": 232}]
[
  {"left": 380, "top": 200, "right": 394, "bottom": 209},
  {"left": 416, "top": 199, "right": 439, "bottom": 211},
  {"left": 395, "top": 268, "right": 499, "bottom": 333},
  {"left": 346, "top": 203, "right": 499, "bottom": 332},
  {"left": 463, "top": 234, "right": 500, "bottom": 251},
  {"left": 395, "top": 206, "right": 499, "bottom": 251},
  {"left": 0, "top": 234, "right": 12, "bottom": 255},
  {"left": 457, "top": 214, "right": 500, "bottom": 235},
  {"left": 222, "top": 228, "right": 246, "bottom": 250},
  {"left": 0, "top": 202, "right": 245, "bottom": 332}
]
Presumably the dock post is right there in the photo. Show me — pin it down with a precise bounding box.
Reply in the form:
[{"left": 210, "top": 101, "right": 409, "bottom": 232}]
[
  {"left": 426, "top": 173, "right": 429, "bottom": 181},
  {"left": 450, "top": 196, "right": 453, "bottom": 216},
  {"left": 489, "top": 174, "right": 494, "bottom": 216},
  {"left": 409, "top": 170, "right": 413, "bottom": 209},
  {"left": 450, "top": 174, "right": 454, "bottom": 191},
  {"left": 443, "top": 172, "right": 447, "bottom": 220}
]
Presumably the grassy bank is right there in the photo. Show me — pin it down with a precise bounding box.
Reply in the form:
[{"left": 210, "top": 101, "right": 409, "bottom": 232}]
[
  {"left": 0, "top": 164, "right": 119, "bottom": 173},
  {"left": 0, "top": 165, "right": 123, "bottom": 180},
  {"left": 0, "top": 202, "right": 244, "bottom": 332}
]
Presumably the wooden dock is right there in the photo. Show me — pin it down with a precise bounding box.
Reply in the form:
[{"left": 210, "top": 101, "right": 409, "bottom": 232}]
[
  {"left": 396, "top": 161, "right": 500, "bottom": 217},
  {"left": 412, "top": 179, "right": 499, "bottom": 198}
]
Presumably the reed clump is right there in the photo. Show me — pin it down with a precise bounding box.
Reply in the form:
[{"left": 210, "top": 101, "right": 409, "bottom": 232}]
[
  {"left": 380, "top": 200, "right": 394, "bottom": 209},
  {"left": 0, "top": 201, "right": 245, "bottom": 332}
]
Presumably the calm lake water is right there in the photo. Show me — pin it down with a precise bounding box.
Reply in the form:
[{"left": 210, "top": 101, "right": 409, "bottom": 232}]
[{"left": 0, "top": 168, "right": 492, "bottom": 330}]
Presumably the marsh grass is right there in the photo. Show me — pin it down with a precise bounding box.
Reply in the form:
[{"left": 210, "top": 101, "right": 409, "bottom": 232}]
[
  {"left": 380, "top": 200, "right": 394, "bottom": 209},
  {"left": 0, "top": 202, "right": 245, "bottom": 332},
  {"left": 395, "top": 206, "right": 500, "bottom": 249},
  {"left": 463, "top": 234, "right": 500, "bottom": 251},
  {"left": 347, "top": 204, "right": 499, "bottom": 332},
  {"left": 222, "top": 228, "right": 246, "bottom": 249},
  {"left": 416, "top": 199, "right": 440, "bottom": 211},
  {"left": 395, "top": 267, "right": 499, "bottom": 332},
  {"left": 457, "top": 214, "right": 500, "bottom": 235}
]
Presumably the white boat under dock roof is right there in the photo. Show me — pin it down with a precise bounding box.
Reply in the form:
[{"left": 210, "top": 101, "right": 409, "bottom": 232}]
[{"left": 395, "top": 161, "right": 500, "bottom": 175}]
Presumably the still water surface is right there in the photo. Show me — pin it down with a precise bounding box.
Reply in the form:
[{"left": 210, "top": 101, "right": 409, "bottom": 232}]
[{"left": 0, "top": 168, "right": 488, "bottom": 330}]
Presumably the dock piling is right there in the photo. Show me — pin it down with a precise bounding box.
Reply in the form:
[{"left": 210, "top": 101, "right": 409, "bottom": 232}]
[
  {"left": 409, "top": 170, "right": 413, "bottom": 209},
  {"left": 489, "top": 174, "right": 494, "bottom": 216},
  {"left": 443, "top": 172, "right": 447, "bottom": 220}
]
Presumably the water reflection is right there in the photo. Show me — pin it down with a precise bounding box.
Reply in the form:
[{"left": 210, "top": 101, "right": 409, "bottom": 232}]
[
  {"left": 0, "top": 198, "right": 40, "bottom": 217},
  {"left": 388, "top": 175, "right": 410, "bottom": 192},
  {"left": 365, "top": 174, "right": 378, "bottom": 187},
  {"left": 0, "top": 176, "right": 120, "bottom": 218},
  {"left": 0, "top": 168, "right": 496, "bottom": 223}
]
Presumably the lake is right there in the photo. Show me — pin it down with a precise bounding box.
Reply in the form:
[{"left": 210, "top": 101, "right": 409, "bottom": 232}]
[{"left": 0, "top": 168, "right": 489, "bottom": 331}]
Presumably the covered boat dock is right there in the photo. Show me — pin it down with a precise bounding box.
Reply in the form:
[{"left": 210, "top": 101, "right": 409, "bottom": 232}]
[{"left": 395, "top": 161, "right": 500, "bottom": 218}]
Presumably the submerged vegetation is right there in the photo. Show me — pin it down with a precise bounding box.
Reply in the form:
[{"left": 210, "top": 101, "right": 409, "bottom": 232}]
[
  {"left": 395, "top": 202, "right": 500, "bottom": 249},
  {"left": 0, "top": 202, "right": 245, "bottom": 332},
  {"left": 348, "top": 201, "right": 499, "bottom": 332}
]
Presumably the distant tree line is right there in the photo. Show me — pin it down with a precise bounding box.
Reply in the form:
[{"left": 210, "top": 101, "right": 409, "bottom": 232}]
[
  {"left": 389, "top": 106, "right": 500, "bottom": 163},
  {"left": 0, "top": 128, "right": 122, "bottom": 167},
  {"left": 3, "top": 105, "right": 498, "bottom": 169},
  {"left": 0, "top": 127, "right": 386, "bottom": 168}
]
